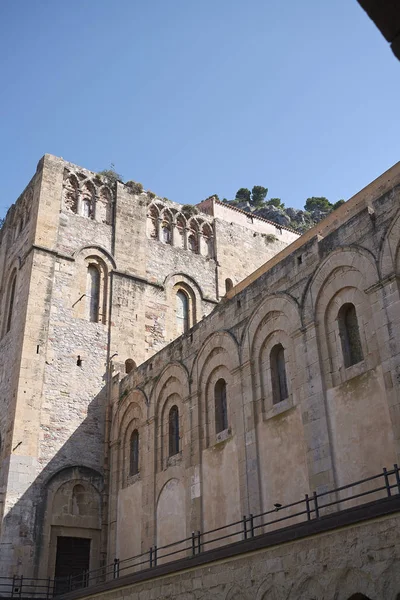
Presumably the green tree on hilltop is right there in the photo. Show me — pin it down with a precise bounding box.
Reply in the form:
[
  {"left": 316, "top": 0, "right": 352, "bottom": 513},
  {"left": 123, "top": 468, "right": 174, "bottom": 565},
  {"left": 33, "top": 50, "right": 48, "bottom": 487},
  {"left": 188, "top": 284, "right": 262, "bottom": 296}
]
[
  {"left": 251, "top": 185, "right": 268, "bottom": 206},
  {"left": 304, "top": 197, "right": 332, "bottom": 212},
  {"left": 235, "top": 187, "right": 251, "bottom": 203}
]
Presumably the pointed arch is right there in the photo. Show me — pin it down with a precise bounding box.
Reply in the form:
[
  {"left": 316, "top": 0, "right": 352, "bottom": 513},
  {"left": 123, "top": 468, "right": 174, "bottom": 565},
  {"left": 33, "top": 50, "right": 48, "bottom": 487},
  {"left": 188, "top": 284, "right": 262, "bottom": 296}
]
[
  {"left": 81, "top": 180, "right": 96, "bottom": 219},
  {"left": 63, "top": 174, "right": 79, "bottom": 214},
  {"left": 97, "top": 185, "right": 113, "bottom": 225}
]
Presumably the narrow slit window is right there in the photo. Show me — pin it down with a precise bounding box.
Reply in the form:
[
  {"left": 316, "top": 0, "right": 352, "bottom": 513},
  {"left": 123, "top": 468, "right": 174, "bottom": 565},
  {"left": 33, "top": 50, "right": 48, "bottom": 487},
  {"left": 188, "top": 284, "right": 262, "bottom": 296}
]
[
  {"left": 169, "top": 405, "right": 179, "bottom": 457},
  {"left": 130, "top": 430, "right": 139, "bottom": 476},
  {"left": 270, "top": 343, "right": 288, "bottom": 404},
  {"left": 338, "top": 303, "right": 363, "bottom": 368},
  {"left": 87, "top": 265, "right": 100, "bottom": 322},
  {"left": 176, "top": 290, "right": 189, "bottom": 334},
  {"left": 6, "top": 273, "right": 17, "bottom": 333},
  {"left": 215, "top": 379, "right": 228, "bottom": 433},
  {"left": 225, "top": 278, "right": 233, "bottom": 293}
]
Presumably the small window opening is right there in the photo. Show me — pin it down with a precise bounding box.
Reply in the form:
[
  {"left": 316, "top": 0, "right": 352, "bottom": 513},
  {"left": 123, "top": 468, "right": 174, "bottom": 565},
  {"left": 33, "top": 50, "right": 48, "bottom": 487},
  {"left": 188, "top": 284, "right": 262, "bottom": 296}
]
[
  {"left": 82, "top": 199, "right": 91, "bottom": 218},
  {"left": 129, "top": 430, "right": 139, "bottom": 476},
  {"left": 176, "top": 290, "right": 189, "bottom": 334},
  {"left": 87, "top": 265, "right": 100, "bottom": 322},
  {"left": 36, "top": 345, "right": 40, "bottom": 354},
  {"left": 77, "top": 355, "right": 82, "bottom": 367},
  {"left": 6, "top": 274, "right": 17, "bottom": 333},
  {"left": 125, "top": 359, "right": 136, "bottom": 374},
  {"left": 188, "top": 234, "right": 198, "bottom": 253},
  {"left": 215, "top": 379, "right": 228, "bottom": 433},
  {"left": 270, "top": 343, "right": 288, "bottom": 404},
  {"left": 225, "top": 278, "right": 233, "bottom": 293},
  {"left": 237, "top": 299, "right": 241, "bottom": 308},
  {"left": 338, "top": 303, "right": 363, "bottom": 368},
  {"left": 168, "top": 405, "right": 179, "bottom": 457},
  {"left": 162, "top": 225, "right": 172, "bottom": 244},
  {"left": 297, "top": 255, "right": 302, "bottom": 265}
]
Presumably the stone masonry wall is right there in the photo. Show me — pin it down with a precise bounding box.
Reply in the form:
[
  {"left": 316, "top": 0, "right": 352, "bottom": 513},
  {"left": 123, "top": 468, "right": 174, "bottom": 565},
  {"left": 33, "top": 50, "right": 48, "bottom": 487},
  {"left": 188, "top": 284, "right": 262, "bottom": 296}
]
[
  {"left": 0, "top": 154, "right": 297, "bottom": 579},
  {"left": 69, "top": 511, "right": 400, "bottom": 600},
  {"left": 108, "top": 163, "right": 400, "bottom": 571}
]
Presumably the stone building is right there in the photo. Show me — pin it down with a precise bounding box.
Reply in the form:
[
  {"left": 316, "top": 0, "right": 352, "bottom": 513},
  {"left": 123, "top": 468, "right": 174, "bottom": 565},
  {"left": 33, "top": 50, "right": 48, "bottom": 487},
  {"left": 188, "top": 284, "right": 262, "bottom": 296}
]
[
  {"left": 1, "top": 155, "right": 400, "bottom": 599},
  {"left": 0, "top": 154, "right": 297, "bottom": 579}
]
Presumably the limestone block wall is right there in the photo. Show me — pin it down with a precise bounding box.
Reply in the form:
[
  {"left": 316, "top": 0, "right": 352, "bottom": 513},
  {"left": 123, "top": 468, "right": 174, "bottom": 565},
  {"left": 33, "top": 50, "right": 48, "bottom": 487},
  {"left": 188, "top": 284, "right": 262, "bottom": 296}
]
[
  {"left": 71, "top": 512, "right": 400, "bottom": 600},
  {"left": 108, "top": 164, "right": 400, "bottom": 569}
]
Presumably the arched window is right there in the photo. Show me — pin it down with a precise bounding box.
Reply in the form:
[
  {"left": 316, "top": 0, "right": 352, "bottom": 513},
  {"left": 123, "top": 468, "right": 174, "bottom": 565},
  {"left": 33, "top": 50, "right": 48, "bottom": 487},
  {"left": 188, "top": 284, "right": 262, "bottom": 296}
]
[
  {"left": 63, "top": 175, "right": 79, "bottom": 214},
  {"left": 270, "top": 343, "right": 288, "bottom": 404},
  {"left": 215, "top": 379, "right": 228, "bottom": 433},
  {"left": 5, "top": 272, "right": 17, "bottom": 334},
  {"left": 338, "top": 303, "right": 363, "bottom": 368},
  {"left": 82, "top": 199, "right": 91, "bottom": 218},
  {"left": 176, "top": 216, "right": 185, "bottom": 248},
  {"left": 188, "top": 234, "right": 198, "bottom": 253},
  {"left": 162, "top": 224, "right": 172, "bottom": 244},
  {"left": 125, "top": 359, "right": 136, "bottom": 374},
  {"left": 225, "top": 278, "right": 233, "bottom": 293},
  {"left": 176, "top": 290, "right": 189, "bottom": 334},
  {"left": 168, "top": 405, "right": 179, "bottom": 456},
  {"left": 87, "top": 265, "right": 100, "bottom": 322},
  {"left": 130, "top": 430, "right": 139, "bottom": 476}
]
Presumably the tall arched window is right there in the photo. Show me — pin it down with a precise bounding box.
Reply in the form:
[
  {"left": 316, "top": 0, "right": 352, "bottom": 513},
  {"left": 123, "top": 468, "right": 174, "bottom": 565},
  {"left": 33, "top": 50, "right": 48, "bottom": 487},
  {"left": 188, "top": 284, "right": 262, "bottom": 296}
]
[
  {"left": 130, "top": 430, "right": 139, "bottom": 476},
  {"left": 188, "top": 234, "right": 198, "bottom": 253},
  {"left": 215, "top": 379, "right": 228, "bottom": 433},
  {"left": 87, "top": 265, "right": 100, "bottom": 322},
  {"left": 176, "top": 290, "right": 189, "bottom": 334},
  {"left": 270, "top": 343, "right": 288, "bottom": 404},
  {"left": 169, "top": 405, "right": 179, "bottom": 456},
  {"left": 338, "top": 303, "right": 363, "bottom": 367},
  {"left": 82, "top": 199, "right": 91, "bottom": 218},
  {"left": 5, "top": 272, "right": 17, "bottom": 334},
  {"left": 162, "top": 224, "right": 172, "bottom": 244}
]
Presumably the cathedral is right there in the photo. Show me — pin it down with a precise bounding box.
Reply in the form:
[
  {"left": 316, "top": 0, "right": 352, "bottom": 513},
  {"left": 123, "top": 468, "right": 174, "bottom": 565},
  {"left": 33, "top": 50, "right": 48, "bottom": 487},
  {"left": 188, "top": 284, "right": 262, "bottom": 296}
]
[{"left": 0, "top": 154, "right": 400, "bottom": 600}]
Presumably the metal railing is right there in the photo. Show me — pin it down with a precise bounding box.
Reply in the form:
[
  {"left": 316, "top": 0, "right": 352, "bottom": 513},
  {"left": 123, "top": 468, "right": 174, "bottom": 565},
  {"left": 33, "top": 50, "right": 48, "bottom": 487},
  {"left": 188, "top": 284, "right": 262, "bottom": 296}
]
[{"left": 1, "top": 465, "right": 400, "bottom": 598}]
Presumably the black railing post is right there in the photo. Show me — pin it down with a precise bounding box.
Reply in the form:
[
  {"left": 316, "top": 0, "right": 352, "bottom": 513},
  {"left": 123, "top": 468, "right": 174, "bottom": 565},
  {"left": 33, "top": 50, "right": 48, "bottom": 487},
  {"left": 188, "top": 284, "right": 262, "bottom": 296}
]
[
  {"left": 243, "top": 515, "right": 248, "bottom": 540},
  {"left": 305, "top": 494, "right": 311, "bottom": 521},
  {"left": 113, "top": 558, "right": 120, "bottom": 579},
  {"left": 394, "top": 464, "right": 400, "bottom": 494},
  {"left": 11, "top": 575, "right": 16, "bottom": 599},
  {"left": 19, "top": 576, "right": 23, "bottom": 600},
  {"left": 383, "top": 467, "right": 392, "bottom": 497},
  {"left": 197, "top": 530, "right": 201, "bottom": 554},
  {"left": 191, "top": 531, "right": 196, "bottom": 556},
  {"left": 313, "top": 491, "right": 319, "bottom": 519},
  {"left": 149, "top": 546, "right": 153, "bottom": 568},
  {"left": 46, "top": 577, "right": 51, "bottom": 599},
  {"left": 154, "top": 545, "right": 158, "bottom": 567},
  {"left": 249, "top": 514, "right": 254, "bottom": 537}
]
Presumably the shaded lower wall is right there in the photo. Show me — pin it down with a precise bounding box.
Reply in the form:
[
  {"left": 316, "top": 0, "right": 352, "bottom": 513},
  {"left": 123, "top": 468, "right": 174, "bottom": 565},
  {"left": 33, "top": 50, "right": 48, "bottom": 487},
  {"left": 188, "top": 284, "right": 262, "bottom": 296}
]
[{"left": 66, "top": 511, "right": 400, "bottom": 600}]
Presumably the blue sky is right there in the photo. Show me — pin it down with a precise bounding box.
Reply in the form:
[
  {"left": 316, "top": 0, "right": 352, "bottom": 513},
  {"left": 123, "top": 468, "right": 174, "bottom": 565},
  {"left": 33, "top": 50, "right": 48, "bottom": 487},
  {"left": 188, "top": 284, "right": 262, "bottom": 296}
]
[{"left": 0, "top": 0, "right": 399, "bottom": 219}]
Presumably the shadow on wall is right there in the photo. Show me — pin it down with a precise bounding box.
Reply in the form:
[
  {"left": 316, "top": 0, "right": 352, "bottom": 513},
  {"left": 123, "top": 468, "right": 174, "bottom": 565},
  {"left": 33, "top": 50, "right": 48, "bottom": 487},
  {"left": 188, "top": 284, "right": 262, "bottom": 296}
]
[{"left": 0, "top": 378, "right": 107, "bottom": 582}]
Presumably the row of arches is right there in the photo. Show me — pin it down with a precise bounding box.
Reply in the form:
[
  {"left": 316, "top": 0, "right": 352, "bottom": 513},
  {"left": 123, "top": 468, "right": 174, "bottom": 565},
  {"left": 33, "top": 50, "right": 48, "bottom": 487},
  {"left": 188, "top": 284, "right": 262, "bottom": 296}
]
[
  {"left": 147, "top": 204, "right": 214, "bottom": 257},
  {"left": 121, "top": 292, "right": 364, "bottom": 480},
  {"left": 62, "top": 173, "right": 113, "bottom": 224},
  {"left": 112, "top": 234, "right": 400, "bottom": 557}
]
